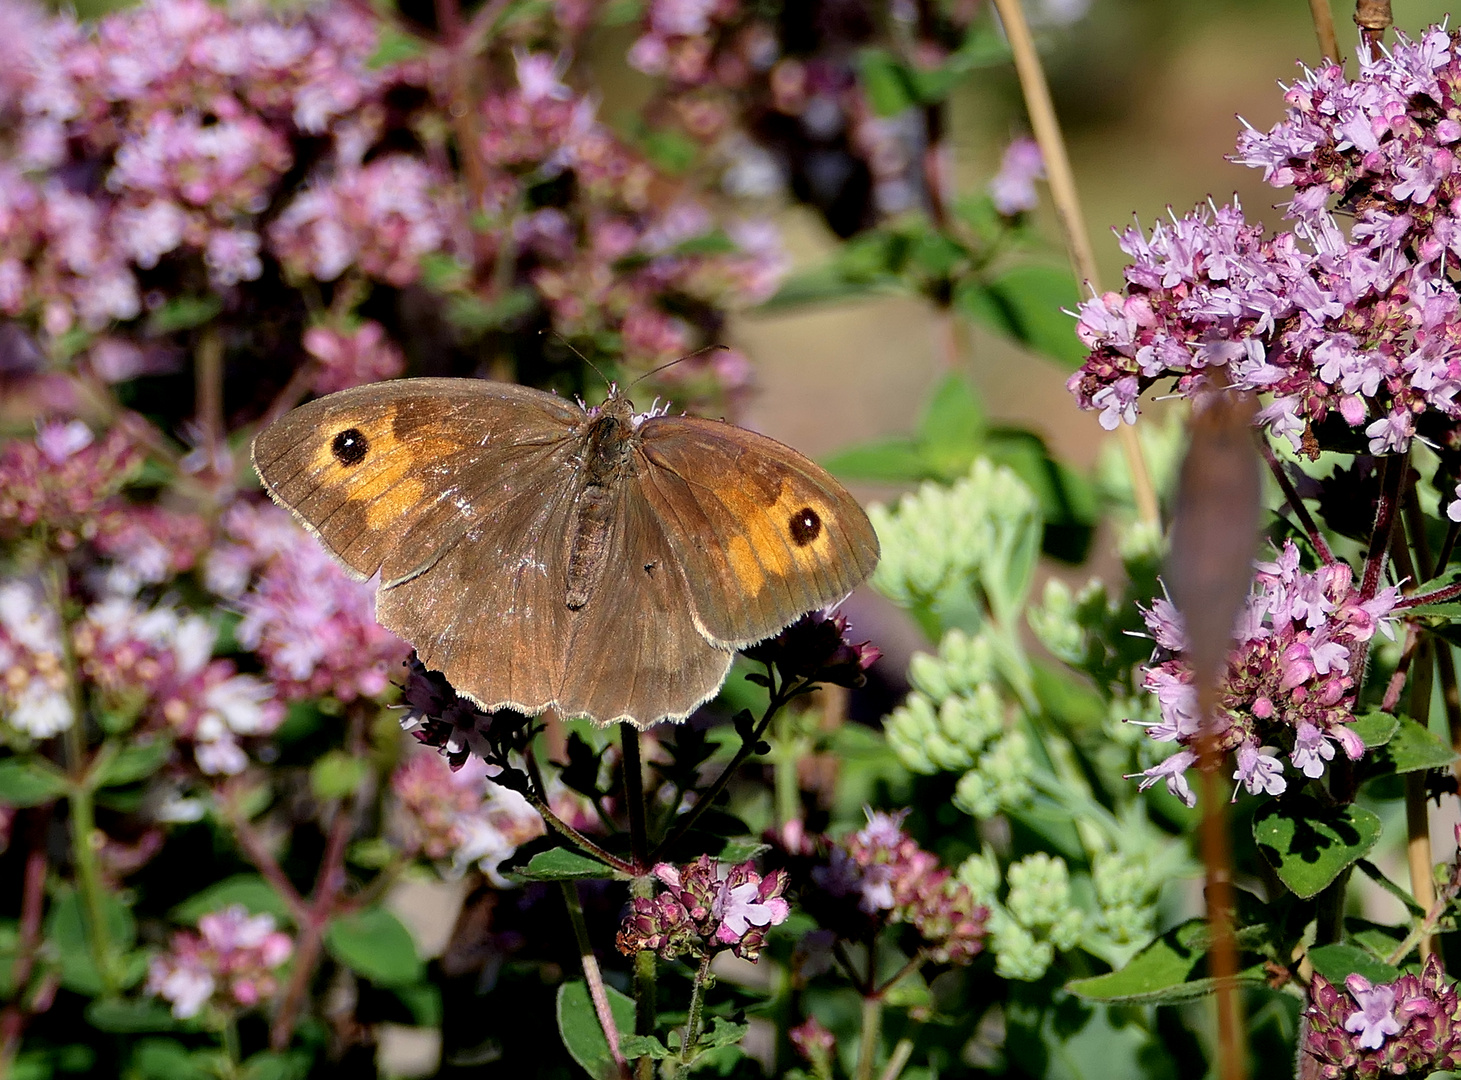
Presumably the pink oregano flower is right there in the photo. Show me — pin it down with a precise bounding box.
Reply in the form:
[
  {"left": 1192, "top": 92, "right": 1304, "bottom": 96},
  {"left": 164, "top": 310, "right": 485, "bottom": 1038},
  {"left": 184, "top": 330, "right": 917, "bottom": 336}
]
[{"left": 1127, "top": 540, "right": 1398, "bottom": 805}]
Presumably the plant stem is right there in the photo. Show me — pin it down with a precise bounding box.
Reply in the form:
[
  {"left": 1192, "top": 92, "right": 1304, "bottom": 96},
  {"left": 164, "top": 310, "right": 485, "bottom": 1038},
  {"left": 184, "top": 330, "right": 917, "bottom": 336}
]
[
  {"left": 195, "top": 324, "right": 224, "bottom": 472},
  {"left": 1437, "top": 644, "right": 1461, "bottom": 788},
  {"left": 653, "top": 676, "right": 806, "bottom": 860},
  {"left": 878, "top": 1038, "right": 916, "bottom": 1080},
  {"left": 45, "top": 559, "right": 116, "bottom": 995},
  {"left": 1193, "top": 756, "right": 1246, "bottom": 1080},
  {"left": 269, "top": 704, "right": 368, "bottom": 1049},
  {"left": 1385, "top": 850, "right": 1461, "bottom": 965},
  {"left": 1404, "top": 770, "right": 1437, "bottom": 960},
  {"left": 562, "top": 882, "right": 628, "bottom": 1080},
  {"left": 520, "top": 746, "right": 635, "bottom": 875},
  {"left": 0, "top": 808, "right": 53, "bottom": 1074},
  {"left": 854, "top": 993, "right": 882, "bottom": 1080},
  {"left": 221, "top": 788, "right": 310, "bottom": 925},
  {"left": 631, "top": 874, "right": 657, "bottom": 1080},
  {"left": 675, "top": 953, "right": 714, "bottom": 1078},
  {"left": 1258, "top": 439, "right": 1334, "bottom": 564},
  {"left": 1307, "top": 0, "right": 1340, "bottom": 62},
  {"left": 622, "top": 726, "right": 649, "bottom": 870},
  {"left": 987, "top": 0, "right": 1158, "bottom": 528},
  {"left": 1354, "top": 0, "right": 1392, "bottom": 62}
]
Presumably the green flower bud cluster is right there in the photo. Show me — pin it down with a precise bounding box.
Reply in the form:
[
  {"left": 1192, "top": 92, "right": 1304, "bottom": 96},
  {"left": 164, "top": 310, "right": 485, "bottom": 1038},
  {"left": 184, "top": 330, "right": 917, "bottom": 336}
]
[
  {"left": 952, "top": 730, "right": 1034, "bottom": 819},
  {"left": 1092, "top": 851, "right": 1158, "bottom": 945},
  {"left": 869, "top": 460, "right": 1040, "bottom": 617},
  {"left": 885, "top": 685, "right": 1005, "bottom": 774},
  {"left": 1026, "top": 578, "right": 1087, "bottom": 665},
  {"left": 962, "top": 852, "right": 1085, "bottom": 982},
  {"left": 886, "top": 628, "right": 1034, "bottom": 817}
]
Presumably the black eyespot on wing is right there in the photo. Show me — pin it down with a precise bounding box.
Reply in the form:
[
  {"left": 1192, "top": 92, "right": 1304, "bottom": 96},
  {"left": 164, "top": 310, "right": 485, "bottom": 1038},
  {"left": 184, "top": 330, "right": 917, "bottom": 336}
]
[
  {"left": 644, "top": 561, "right": 658, "bottom": 575},
  {"left": 788, "top": 506, "right": 821, "bottom": 546},
  {"left": 332, "top": 428, "right": 369, "bottom": 466}
]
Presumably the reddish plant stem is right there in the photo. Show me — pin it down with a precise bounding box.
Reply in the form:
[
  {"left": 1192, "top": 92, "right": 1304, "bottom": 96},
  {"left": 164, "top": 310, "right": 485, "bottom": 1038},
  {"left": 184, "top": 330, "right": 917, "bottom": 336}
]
[
  {"left": 1360, "top": 454, "right": 1406, "bottom": 602},
  {"left": 1195, "top": 705, "right": 1246, "bottom": 1080},
  {"left": 0, "top": 808, "right": 53, "bottom": 1073},
  {"left": 521, "top": 745, "right": 636, "bottom": 876},
  {"left": 222, "top": 788, "right": 311, "bottom": 926},
  {"left": 562, "top": 882, "right": 628, "bottom": 1079},
  {"left": 1258, "top": 439, "right": 1335, "bottom": 564},
  {"left": 269, "top": 706, "right": 369, "bottom": 1050}
]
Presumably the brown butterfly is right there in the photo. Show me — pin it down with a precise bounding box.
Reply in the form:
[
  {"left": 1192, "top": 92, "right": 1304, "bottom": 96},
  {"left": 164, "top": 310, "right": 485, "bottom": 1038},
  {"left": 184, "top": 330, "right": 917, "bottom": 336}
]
[{"left": 251, "top": 378, "right": 880, "bottom": 727}]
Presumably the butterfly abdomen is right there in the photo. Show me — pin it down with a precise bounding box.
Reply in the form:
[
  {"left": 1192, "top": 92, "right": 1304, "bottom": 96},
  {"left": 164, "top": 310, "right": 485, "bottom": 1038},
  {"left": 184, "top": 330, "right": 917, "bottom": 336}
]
[{"left": 564, "top": 405, "right": 634, "bottom": 611}]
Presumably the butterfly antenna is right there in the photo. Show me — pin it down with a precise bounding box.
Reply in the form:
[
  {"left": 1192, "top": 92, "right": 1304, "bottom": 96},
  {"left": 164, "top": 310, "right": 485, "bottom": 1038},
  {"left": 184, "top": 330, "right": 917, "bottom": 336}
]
[
  {"left": 541, "top": 329, "right": 614, "bottom": 390},
  {"left": 630, "top": 343, "right": 730, "bottom": 388}
]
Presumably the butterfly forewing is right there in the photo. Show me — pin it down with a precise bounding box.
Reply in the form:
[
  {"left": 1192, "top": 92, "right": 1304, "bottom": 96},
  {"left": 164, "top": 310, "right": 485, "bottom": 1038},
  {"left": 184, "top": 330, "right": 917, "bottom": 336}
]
[
  {"left": 252, "top": 378, "right": 580, "bottom": 585},
  {"left": 633, "top": 415, "right": 880, "bottom": 649}
]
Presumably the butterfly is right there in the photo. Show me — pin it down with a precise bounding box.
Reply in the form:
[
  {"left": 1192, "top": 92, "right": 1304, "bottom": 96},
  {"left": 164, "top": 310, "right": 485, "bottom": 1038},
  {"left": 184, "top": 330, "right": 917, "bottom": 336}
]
[{"left": 252, "top": 378, "right": 880, "bottom": 727}]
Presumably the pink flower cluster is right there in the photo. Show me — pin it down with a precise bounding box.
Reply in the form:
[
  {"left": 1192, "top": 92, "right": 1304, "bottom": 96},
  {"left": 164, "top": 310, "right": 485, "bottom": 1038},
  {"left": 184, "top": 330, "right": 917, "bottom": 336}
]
[
  {"left": 1131, "top": 541, "right": 1398, "bottom": 806},
  {"left": 390, "top": 750, "right": 544, "bottom": 884},
  {"left": 806, "top": 810, "right": 987, "bottom": 964},
  {"left": 1304, "top": 954, "right": 1461, "bottom": 1078},
  {"left": 0, "top": 0, "right": 412, "bottom": 321},
  {"left": 302, "top": 320, "right": 406, "bottom": 396},
  {"left": 0, "top": 578, "right": 74, "bottom": 740},
  {"left": 74, "top": 595, "right": 282, "bottom": 774},
  {"left": 146, "top": 905, "right": 293, "bottom": 1020},
  {"left": 209, "top": 500, "right": 408, "bottom": 703},
  {"left": 616, "top": 855, "right": 791, "bottom": 962},
  {"left": 0, "top": 420, "right": 141, "bottom": 549},
  {"left": 1069, "top": 27, "right": 1461, "bottom": 459}
]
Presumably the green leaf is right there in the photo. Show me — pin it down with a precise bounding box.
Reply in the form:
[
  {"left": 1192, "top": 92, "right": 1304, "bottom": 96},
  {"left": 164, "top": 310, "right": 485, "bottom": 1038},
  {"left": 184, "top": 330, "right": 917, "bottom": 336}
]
[
  {"left": 171, "top": 874, "right": 294, "bottom": 925},
  {"left": 698, "top": 1017, "right": 749, "bottom": 1051},
  {"left": 84, "top": 998, "right": 180, "bottom": 1033},
  {"left": 95, "top": 738, "right": 171, "bottom": 787},
  {"left": 324, "top": 907, "right": 422, "bottom": 988},
  {"left": 619, "top": 1034, "right": 672, "bottom": 1061},
  {"left": 366, "top": 25, "right": 424, "bottom": 69},
  {"left": 1067, "top": 919, "right": 1267, "bottom": 1004},
  {"left": 671, "top": 231, "right": 737, "bottom": 257},
  {"left": 309, "top": 750, "right": 369, "bottom": 800},
  {"left": 557, "top": 980, "right": 636, "bottom": 1078},
  {"left": 1351, "top": 711, "right": 1400, "bottom": 749},
  {"left": 241, "top": 1050, "right": 311, "bottom": 1080},
  {"left": 146, "top": 296, "right": 222, "bottom": 335},
  {"left": 759, "top": 265, "right": 892, "bottom": 312},
  {"left": 0, "top": 759, "right": 69, "bottom": 806},
  {"left": 128, "top": 1039, "right": 215, "bottom": 1080},
  {"left": 445, "top": 288, "right": 537, "bottom": 335},
  {"left": 516, "top": 848, "right": 624, "bottom": 881},
  {"left": 1375, "top": 717, "right": 1458, "bottom": 774},
  {"left": 856, "top": 48, "right": 916, "bottom": 116},
  {"left": 714, "top": 837, "right": 770, "bottom": 862},
  {"left": 1252, "top": 797, "right": 1382, "bottom": 899},
  {"left": 956, "top": 266, "right": 1085, "bottom": 370},
  {"left": 917, "top": 374, "right": 985, "bottom": 477},
  {"left": 46, "top": 885, "right": 137, "bottom": 995},
  {"left": 821, "top": 438, "right": 929, "bottom": 482},
  {"left": 393, "top": 984, "right": 442, "bottom": 1027},
  {"left": 1307, "top": 944, "right": 1400, "bottom": 986}
]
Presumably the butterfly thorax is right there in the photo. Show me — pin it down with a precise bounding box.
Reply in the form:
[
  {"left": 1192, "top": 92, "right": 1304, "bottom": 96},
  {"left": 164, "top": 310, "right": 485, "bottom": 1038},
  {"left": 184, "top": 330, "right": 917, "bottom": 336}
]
[{"left": 564, "top": 392, "right": 639, "bottom": 611}]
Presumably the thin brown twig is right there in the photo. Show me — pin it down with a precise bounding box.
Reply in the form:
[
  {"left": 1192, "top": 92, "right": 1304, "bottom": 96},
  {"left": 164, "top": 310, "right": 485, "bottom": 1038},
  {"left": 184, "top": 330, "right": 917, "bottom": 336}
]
[
  {"left": 1354, "top": 0, "right": 1392, "bottom": 63},
  {"left": 987, "top": 0, "right": 1159, "bottom": 528},
  {"left": 1308, "top": 0, "right": 1341, "bottom": 63},
  {"left": 622, "top": 726, "right": 649, "bottom": 871}
]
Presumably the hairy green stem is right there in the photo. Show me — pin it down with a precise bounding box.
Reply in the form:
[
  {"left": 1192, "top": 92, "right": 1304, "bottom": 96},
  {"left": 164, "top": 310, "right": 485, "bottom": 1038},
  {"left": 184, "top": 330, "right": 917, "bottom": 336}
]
[
  {"left": 675, "top": 953, "right": 714, "bottom": 1078},
  {"left": 631, "top": 875, "right": 658, "bottom": 1080}
]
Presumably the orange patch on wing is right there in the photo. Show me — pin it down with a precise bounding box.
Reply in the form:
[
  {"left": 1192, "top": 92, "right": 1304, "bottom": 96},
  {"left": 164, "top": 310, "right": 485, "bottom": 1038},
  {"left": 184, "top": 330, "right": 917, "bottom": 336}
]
[
  {"left": 726, "top": 534, "right": 767, "bottom": 594},
  {"left": 366, "top": 476, "right": 426, "bottom": 529}
]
